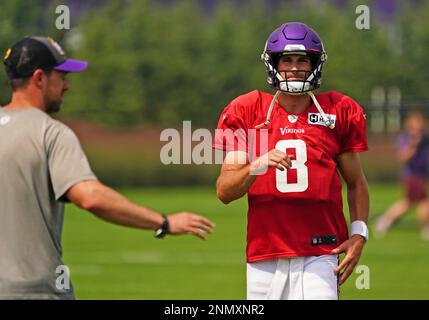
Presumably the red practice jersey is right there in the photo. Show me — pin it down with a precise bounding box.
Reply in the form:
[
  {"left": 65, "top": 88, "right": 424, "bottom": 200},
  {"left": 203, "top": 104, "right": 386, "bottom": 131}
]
[{"left": 213, "top": 90, "right": 368, "bottom": 263}]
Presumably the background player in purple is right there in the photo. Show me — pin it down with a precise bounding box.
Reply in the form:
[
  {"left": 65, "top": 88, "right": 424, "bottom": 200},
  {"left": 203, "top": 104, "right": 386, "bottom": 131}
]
[{"left": 375, "top": 112, "right": 429, "bottom": 240}]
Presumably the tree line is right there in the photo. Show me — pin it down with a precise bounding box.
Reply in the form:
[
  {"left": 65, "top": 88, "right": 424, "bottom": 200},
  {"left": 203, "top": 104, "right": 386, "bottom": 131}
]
[{"left": 1, "top": 0, "right": 428, "bottom": 128}]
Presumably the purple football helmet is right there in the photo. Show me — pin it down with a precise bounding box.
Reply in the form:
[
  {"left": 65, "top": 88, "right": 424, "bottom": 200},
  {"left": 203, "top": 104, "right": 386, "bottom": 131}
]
[{"left": 261, "top": 22, "right": 327, "bottom": 94}]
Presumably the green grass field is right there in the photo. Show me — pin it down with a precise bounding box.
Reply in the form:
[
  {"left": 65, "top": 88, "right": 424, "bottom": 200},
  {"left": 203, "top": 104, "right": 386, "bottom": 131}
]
[{"left": 62, "top": 183, "right": 429, "bottom": 300}]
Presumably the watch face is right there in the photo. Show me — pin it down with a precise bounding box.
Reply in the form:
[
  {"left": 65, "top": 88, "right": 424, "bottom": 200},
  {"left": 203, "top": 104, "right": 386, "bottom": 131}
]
[
  {"left": 155, "top": 228, "right": 165, "bottom": 238},
  {"left": 155, "top": 216, "right": 169, "bottom": 238}
]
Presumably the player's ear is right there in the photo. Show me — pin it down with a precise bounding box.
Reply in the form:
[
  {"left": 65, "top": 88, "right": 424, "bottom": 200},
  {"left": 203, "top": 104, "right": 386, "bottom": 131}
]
[{"left": 32, "top": 69, "right": 45, "bottom": 88}]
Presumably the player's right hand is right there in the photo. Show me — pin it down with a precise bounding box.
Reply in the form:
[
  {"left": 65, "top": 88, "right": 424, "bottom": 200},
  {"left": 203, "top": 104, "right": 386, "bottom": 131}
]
[
  {"left": 167, "top": 212, "right": 215, "bottom": 240},
  {"left": 250, "top": 148, "right": 293, "bottom": 175}
]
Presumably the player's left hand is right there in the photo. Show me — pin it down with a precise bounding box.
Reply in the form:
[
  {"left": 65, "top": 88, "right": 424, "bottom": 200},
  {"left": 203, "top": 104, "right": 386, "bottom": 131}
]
[{"left": 331, "top": 235, "right": 366, "bottom": 285}]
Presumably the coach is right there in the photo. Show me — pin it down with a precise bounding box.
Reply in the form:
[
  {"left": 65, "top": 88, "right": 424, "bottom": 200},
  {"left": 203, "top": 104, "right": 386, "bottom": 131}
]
[{"left": 0, "top": 36, "right": 214, "bottom": 299}]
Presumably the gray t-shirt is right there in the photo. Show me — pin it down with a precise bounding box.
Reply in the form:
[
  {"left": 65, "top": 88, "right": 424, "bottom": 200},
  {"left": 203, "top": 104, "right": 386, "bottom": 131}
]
[{"left": 0, "top": 107, "right": 96, "bottom": 299}]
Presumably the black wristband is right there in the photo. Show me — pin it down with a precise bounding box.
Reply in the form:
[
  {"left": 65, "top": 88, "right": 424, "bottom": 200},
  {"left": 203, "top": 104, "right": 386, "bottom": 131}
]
[{"left": 154, "top": 215, "right": 169, "bottom": 238}]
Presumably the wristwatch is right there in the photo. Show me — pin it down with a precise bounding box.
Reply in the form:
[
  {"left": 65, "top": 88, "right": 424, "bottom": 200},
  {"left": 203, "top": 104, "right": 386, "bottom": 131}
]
[{"left": 154, "top": 215, "right": 169, "bottom": 238}]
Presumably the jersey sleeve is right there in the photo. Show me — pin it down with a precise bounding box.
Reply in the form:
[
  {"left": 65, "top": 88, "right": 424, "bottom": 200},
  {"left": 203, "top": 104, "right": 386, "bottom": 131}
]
[
  {"left": 45, "top": 122, "right": 97, "bottom": 201},
  {"left": 212, "top": 99, "right": 250, "bottom": 152},
  {"left": 339, "top": 97, "right": 368, "bottom": 154}
]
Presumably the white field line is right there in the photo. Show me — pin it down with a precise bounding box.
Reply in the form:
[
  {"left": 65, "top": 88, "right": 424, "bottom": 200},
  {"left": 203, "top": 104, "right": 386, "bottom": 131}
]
[{"left": 68, "top": 251, "right": 243, "bottom": 275}]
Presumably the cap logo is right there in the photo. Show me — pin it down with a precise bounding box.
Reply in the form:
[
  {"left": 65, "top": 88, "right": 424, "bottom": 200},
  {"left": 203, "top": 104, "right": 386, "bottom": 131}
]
[
  {"left": 4, "top": 48, "right": 12, "bottom": 60},
  {"left": 47, "top": 37, "right": 65, "bottom": 56}
]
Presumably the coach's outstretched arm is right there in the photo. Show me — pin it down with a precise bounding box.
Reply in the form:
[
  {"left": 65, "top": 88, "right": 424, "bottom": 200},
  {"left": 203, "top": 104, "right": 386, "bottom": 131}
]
[
  {"left": 216, "top": 150, "right": 292, "bottom": 204},
  {"left": 332, "top": 152, "right": 369, "bottom": 285},
  {"left": 67, "top": 180, "right": 215, "bottom": 240}
]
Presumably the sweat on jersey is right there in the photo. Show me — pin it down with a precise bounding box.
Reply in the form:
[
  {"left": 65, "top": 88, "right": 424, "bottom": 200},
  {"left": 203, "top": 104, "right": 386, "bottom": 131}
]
[
  {"left": 213, "top": 90, "right": 368, "bottom": 263},
  {"left": 0, "top": 107, "right": 97, "bottom": 299}
]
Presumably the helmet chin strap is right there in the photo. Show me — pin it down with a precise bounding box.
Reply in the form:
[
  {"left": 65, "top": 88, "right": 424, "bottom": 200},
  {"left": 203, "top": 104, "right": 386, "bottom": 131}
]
[{"left": 255, "top": 90, "right": 335, "bottom": 129}]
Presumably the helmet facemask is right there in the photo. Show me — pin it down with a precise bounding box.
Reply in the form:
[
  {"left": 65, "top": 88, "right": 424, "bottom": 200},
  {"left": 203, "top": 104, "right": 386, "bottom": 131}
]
[{"left": 261, "top": 49, "right": 327, "bottom": 95}]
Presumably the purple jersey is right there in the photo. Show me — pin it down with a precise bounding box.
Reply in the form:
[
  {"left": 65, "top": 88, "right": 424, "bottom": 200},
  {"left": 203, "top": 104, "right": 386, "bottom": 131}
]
[{"left": 397, "top": 132, "right": 429, "bottom": 178}]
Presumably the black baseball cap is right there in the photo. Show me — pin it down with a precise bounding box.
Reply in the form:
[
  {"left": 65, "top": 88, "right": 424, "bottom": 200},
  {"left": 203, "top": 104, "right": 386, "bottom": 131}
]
[{"left": 3, "top": 36, "right": 88, "bottom": 79}]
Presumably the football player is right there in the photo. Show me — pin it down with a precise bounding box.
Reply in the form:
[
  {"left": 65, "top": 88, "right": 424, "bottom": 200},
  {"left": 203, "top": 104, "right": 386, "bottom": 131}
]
[
  {"left": 214, "top": 22, "right": 369, "bottom": 300},
  {"left": 375, "top": 112, "right": 429, "bottom": 240}
]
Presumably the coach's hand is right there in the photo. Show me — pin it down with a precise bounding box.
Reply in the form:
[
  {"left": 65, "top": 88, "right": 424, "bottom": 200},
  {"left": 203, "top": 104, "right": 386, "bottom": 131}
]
[
  {"left": 167, "top": 212, "right": 215, "bottom": 240},
  {"left": 331, "top": 235, "right": 366, "bottom": 285}
]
